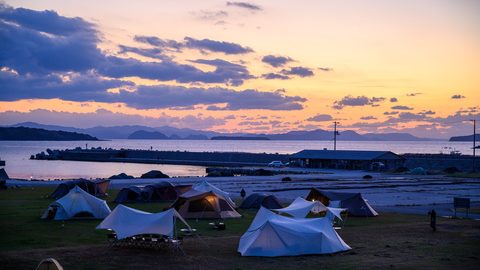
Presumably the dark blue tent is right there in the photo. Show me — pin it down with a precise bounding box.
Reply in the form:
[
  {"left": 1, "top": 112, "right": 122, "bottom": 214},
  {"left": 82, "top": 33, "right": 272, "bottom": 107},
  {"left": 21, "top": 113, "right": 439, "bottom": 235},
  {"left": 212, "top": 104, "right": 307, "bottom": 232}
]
[
  {"left": 49, "top": 180, "right": 104, "bottom": 199},
  {"left": 240, "top": 193, "right": 282, "bottom": 209},
  {"left": 306, "top": 188, "right": 378, "bottom": 217},
  {"left": 114, "top": 181, "right": 186, "bottom": 203}
]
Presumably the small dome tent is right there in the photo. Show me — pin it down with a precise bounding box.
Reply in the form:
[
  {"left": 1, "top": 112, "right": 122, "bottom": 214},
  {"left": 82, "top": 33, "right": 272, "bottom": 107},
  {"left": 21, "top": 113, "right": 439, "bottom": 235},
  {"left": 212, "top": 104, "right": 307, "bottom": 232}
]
[
  {"left": 170, "top": 190, "right": 241, "bottom": 219},
  {"left": 42, "top": 186, "right": 111, "bottom": 220},
  {"left": 306, "top": 188, "right": 378, "bottom": 217},
  {"left": 239, "top": 193, "right": 282, "bottom": 209},
  {"left": 49, "top": 179, "right": 109, "bottom": 199},
  {"left": 35, "top": 258, "right": 63, "bottom": 270}
]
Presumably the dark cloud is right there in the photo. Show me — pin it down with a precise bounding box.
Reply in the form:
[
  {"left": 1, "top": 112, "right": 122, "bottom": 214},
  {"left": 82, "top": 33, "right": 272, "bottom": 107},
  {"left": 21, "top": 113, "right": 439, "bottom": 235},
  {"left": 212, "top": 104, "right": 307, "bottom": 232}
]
[
  {"left": 420, "top": 110, "right": 436, "bottom": 115},
  {"left": 0, "top": 5, "right": 308, "bottom": 111},
  {"left": 0, "top": 7, "right": 102, "bottom": 75},
  {"left": 118, "top": 45, "right": 166, "bottom": 60},
  {"left": 0, "top": 5, "right": 94, "bottom": 36},
  {"left": 193, "top": 10, "right": 229, "bottom": 21},
  {"left": 333, "top": 96, "right": 385, "bottom": 109},
  {"left": 0, "top": 109, "right": 226, "bottom": 129},
  {"left": 451, "top": 94, "right": 466, "bottom": 99},
  {"left": 98, "top": 56, "right": 252, "bottom": 86},
  {"left": 0, "top": 70, "right": 305, "bottom": 110},
  {"left": 261, "top": 73, "right": 290, "bottom": 80},
  {"left": 318, "top": 67, "right": 333, "bottom": 72},
  {"left": 133, "top": 36, "right": 183, "bottom": 49},
  {"left": 307, "top": 114, "right": 333, "bottom": 122},
  {"left": 134, "top": 35, "right": 252, "bottom": 55},
  {"left": 396, "top": 112, "right": 430, "bottom": 121},
  {"left": 205, "top": 89, "right": 306, "bottom": 111},
  {"left": 390, "top": 97, "right": 398, "bottom": 102},
  {"left": 391, "top": 105, "right": 413, "bottom": 110},
  {"left": 226, "top": 2, "right": 262, "bottom": 11},
  {"left": 184, "top": 37, "right": 253, "bottom": 54},
  {"left": 261, "top": 55, "right": 293, "bottom": 67},
  {"left": 0, "top": 6, "right": 254, "bottom": 86},
  {"left": 189, "top": 58, "right": 254, "bottom": 86},
  {"left": 341, "top": 109, "right": 480, "bottom": 139},
  {"left": 0, "top": 70, "right": 133, "bottom": 101},
  {"left": 281, "top": 66, "right": 314, "bottom": 77},
  {"left": 384, "top": 111, "right": 399, "bottom": 115},
  {"left": 360, "top": 116, "right": 377, "bottom": 120},
  {"left": 238, "top": 120, "right": 268, "bottom": 126}
]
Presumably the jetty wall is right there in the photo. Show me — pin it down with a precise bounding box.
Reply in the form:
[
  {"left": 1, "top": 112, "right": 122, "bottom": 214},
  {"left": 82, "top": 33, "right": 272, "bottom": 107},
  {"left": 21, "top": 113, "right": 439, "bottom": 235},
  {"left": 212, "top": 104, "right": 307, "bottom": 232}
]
[
  {"left": 403, "top": 154, "right": 480, "bottom": 171},
  {"left": 33, "top": 148, "right": 480, "bottom": 172}
]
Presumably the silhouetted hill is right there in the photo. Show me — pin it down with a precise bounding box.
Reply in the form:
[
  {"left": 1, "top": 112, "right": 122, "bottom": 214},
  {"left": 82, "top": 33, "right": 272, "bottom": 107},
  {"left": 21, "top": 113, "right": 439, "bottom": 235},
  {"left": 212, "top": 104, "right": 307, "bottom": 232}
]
[
  {"left": 128, "top": 130, "right": 169, "bottom": 140},
  {"left": 267, "top": 129, "right": 332, "bottom": 140},
  {"left": 449, "top": 134, "right": 480, "bottom": 142},
  {"left": 7, "top": 122, "right": 437, "bottom": 141},
  {"left": 0, "top": 127, "right": 98, "bottom": 141},
  {"left": 211, "top": 136, "right": 270, "bottom": 140},
  {"left": 363, "top": 132, "right": 431, "bottom": 141}
]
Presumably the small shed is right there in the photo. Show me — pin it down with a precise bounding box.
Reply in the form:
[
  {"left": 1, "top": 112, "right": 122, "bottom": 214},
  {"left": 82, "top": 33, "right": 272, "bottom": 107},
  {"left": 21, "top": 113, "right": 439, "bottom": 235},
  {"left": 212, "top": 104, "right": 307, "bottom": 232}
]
[{"left": 290, "top": 149, "right": 405, "bottom": 170}]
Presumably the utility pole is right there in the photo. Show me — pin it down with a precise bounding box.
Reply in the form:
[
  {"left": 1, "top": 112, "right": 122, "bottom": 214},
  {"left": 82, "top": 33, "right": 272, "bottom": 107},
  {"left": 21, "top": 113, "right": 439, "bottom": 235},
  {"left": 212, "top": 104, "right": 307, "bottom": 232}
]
[
  {"left": 472, "top": 119, "right": 476, "bottom": 172},
  {"left": 333, "top": 121, "right": 340, "bottom": 151}
]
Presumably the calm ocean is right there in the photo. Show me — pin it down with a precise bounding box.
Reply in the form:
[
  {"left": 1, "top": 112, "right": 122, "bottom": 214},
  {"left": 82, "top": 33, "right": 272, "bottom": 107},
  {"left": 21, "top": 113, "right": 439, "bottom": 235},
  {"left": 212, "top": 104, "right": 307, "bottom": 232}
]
[{"left": 0, "top": 140, "right": 474, "bottom": 180}]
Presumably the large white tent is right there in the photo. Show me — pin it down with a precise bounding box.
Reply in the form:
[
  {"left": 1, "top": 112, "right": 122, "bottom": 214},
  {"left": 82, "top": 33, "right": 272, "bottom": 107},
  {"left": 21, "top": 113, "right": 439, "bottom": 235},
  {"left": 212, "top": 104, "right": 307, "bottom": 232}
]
[
  {"left": 273, "top": 197, "right": 346, "bottom": 221},
  {"left": 96, "top": 205, "right": 190, "bottom": 239},
  {"left": 42, "top": 186, "right": 111, "bottom": 220},
  {"left": 238, "top": 207, "right": 351, "bottom": 257}
]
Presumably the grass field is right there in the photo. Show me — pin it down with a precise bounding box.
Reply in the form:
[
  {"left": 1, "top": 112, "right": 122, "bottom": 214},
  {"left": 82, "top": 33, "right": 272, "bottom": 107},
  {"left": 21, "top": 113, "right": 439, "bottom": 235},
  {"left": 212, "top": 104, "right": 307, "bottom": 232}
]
[{"left": 0, "top": 187, "right": 479, "bottom": 270}]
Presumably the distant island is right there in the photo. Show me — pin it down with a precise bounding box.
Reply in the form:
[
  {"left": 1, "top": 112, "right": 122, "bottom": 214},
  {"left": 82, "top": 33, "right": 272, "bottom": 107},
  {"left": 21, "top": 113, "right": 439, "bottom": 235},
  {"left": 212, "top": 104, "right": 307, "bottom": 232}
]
[
  {"left": 211, "top": 136, "right": 270, "bottom": 140},
  {"left": 0, "top": 127, "right": 98, "bottom": 141},
  {"left": 128, "top": 130, "right": 169, "bottom": 140},
  {"left": 449, "top": 134, "right": 480, "bottom": 142}
]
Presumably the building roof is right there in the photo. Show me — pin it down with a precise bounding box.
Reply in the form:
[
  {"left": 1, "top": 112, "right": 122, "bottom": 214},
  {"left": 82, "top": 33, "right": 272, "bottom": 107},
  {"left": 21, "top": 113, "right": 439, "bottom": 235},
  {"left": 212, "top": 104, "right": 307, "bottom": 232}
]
[{"left": 290, "top": 149, "right": 404, "bottom": 161}]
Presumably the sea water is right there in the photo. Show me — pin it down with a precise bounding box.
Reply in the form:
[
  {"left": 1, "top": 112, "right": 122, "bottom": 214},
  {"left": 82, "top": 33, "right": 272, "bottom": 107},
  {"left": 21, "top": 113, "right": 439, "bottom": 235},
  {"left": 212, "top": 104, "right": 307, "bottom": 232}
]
[{"left": 0, "top": 140, "right": 474, "bottom": 179}]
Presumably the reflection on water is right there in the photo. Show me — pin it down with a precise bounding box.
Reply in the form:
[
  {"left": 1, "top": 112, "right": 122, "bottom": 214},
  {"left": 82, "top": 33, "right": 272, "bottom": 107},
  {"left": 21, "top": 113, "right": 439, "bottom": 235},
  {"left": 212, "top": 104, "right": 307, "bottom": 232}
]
[{"left": 0, "top": 139, "right": 473, "bottom": 180}]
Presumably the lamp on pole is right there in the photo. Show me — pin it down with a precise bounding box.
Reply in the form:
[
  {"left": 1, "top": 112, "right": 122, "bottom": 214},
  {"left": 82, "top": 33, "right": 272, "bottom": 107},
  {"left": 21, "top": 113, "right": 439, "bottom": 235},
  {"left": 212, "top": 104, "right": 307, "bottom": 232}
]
[
  {"left": 472, "top": 119, "right": 477, "bottom": 172},
  {"left": 333, "top": 121, "right": 340, "bottom": 151}
]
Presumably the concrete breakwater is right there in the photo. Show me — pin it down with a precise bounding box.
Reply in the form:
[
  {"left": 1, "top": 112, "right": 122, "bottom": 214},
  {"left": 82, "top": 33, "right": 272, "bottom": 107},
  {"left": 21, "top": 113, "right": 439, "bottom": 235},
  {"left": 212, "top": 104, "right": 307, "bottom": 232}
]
[
  {"left": 31, "top": 148, "right": 480, "bottom": 172},
  {"left": 32, "top": 148, "right": 290, "bottom": 167},
  {"left": 403, "top": 154, "right": 480, "bottom": 172}
]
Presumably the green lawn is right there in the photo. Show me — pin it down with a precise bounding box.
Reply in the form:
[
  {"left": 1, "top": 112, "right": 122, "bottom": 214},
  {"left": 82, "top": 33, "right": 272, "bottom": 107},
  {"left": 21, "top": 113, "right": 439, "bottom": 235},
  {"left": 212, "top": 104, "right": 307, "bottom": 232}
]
[
  {"left": 0, "top": 187, "right": 257, "bottom": 251},
  {"left": 0, "top": 187, "right": 479, "bottom": 270}
]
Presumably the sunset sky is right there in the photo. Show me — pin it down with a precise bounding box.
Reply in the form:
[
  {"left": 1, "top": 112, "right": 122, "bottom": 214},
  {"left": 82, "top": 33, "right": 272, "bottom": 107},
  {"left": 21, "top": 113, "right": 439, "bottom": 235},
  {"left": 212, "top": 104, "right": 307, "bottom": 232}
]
[{"left": 0, "top": 0, "right": 479, "bottom": 138}]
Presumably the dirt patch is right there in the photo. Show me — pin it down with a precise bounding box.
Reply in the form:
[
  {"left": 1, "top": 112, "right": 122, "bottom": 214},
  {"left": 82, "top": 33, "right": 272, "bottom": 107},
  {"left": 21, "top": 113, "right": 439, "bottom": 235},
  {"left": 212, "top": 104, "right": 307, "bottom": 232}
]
[{"left": 1, "top": 216, "right": 479, "bottom": 270}]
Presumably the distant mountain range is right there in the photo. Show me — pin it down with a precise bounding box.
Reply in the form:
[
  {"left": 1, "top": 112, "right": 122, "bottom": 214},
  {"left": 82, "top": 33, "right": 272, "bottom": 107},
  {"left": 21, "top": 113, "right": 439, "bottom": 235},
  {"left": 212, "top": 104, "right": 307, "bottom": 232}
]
[
  {"left": 449, "top": 134, "right": 480, "bottom": 142},
  {"left": 7, "top": 122, "right": 439, "bottom": 141},
  {"left": 0, "top": 127, "right": 98, "bottom": 141},
  {"left": 211, "top": 136, "right": 270, "bottom": 140}
]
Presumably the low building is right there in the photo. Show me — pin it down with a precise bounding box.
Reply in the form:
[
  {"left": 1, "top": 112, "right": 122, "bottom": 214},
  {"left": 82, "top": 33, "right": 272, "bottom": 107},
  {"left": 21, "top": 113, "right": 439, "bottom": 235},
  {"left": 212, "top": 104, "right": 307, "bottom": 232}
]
[{"left": 290, "top": 149, "right": 405, "bottom": 170}]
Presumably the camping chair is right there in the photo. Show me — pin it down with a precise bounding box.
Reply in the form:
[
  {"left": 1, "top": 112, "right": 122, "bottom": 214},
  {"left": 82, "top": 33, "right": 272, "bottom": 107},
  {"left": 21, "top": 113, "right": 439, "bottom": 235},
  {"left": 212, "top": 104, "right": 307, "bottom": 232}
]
[
  {"left": 179, "top": 227, "right": 197, "bottom": 237},
  {"left": 167, "top": 238, "right": 185, "bottom": 255},
  {"left": 209, "top": 220, "right": 226, "bottom": 230},
  {"left": 334, "top": 211, "right": 348, "bottom": 229},
  {"left": 106, "top": 232, "right": 118, "bottom": 247}
]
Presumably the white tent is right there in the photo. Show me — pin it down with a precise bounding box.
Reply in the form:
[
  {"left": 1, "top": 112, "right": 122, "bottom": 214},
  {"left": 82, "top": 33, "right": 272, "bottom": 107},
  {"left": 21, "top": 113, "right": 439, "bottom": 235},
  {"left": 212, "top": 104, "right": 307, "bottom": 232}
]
[
  {"left": 238, "top": 207, "right": 351, "bottom": 257},
  {"left": 273, "top": 197, "right": 345, "bottom": 221},
  {"left": 273, "top": 197, "right": 327, "bottom": 218},
  {"left": 42, "top": 186, "right": 111, "bottom": 220},
  {"left": 183, "top": 180, "right": 235, "bottom": 205},
  {"left": 96, "top": 205, "right": 191, "bottom": 239}
]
